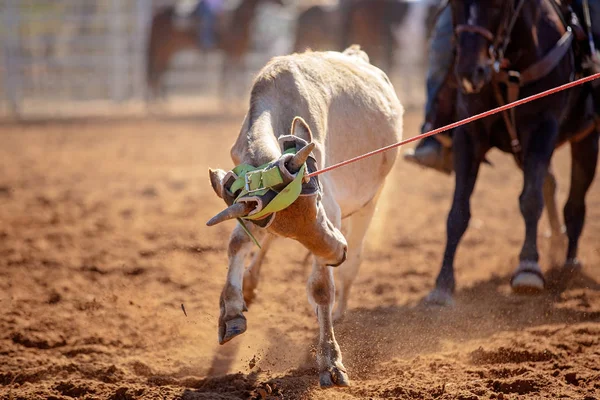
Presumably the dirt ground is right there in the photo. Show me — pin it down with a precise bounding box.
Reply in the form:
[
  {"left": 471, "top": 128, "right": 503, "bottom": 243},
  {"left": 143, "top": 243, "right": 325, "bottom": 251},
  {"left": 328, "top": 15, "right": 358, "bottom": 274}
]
[{"left": 0, "top": 111, "right": 599, "bottom": 400}]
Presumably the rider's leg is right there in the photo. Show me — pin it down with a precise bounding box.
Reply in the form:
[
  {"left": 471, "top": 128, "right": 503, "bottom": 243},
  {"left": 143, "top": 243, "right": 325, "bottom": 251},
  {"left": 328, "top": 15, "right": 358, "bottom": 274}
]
[
  {"left": 196, "top": 2, "right": 216, "bottom": 50},
  {"left": 203, "top": 8, "right": 216, "bottom": 49},
  {"left": 404, "top": 4, "right": 455, "bottom": 174}
]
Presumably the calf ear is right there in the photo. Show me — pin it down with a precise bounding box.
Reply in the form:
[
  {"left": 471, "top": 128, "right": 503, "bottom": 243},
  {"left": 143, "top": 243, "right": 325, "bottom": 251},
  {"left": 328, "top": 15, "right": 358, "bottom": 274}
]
[
  {"left": 208, "top": 168, "right": 227, "bottom": 199},
  {"left": 290, "top": 116, "right": 313, "bottom": 143}
]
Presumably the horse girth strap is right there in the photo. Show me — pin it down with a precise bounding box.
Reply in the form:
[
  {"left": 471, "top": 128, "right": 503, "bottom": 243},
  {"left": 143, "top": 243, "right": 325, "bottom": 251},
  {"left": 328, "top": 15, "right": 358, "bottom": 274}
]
[{"left": 492, "top": 28, "right": 574, "bottom": 162}]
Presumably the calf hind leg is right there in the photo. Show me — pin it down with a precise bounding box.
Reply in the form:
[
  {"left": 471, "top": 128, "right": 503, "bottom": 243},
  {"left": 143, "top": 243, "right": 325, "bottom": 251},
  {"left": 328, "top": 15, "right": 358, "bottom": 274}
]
[
  {"left": 307, "top": 261, "right": 349, "bottom": 388},
  {"left": 333, "top": 192, "right": 381, "bottom": 322}
]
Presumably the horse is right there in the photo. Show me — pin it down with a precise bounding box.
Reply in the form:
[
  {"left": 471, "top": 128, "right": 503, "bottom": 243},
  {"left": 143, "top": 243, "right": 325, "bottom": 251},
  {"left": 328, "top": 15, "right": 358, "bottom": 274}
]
[
  {"left": 427, "top": 0, "right": 599, "bottom": 305},
  {"left": 146, "top": 0, "right": 283, "bottom": 101},
  {"left": 293, "top": 3, "right": 344, "bottom": 53},
  {"left": 293, "top": 0, "right": 418, "bottom": 74}
]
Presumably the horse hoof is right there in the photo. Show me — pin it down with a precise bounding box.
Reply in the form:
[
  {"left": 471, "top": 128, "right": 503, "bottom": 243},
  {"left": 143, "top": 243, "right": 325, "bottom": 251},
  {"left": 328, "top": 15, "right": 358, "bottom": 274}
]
[
  {"left": 511, "top": 262, "right": 545, "bottom": 294},
  {"left": 218, "top": 315, "right": 247, "bottom": 345},
  {"left": 546, "top": 259, "right": 582, "bottom": 292},
  {"left": 424, "top": 288, "right": 454, "bottom": 306},
  {"left": 564, "top": 258, "right": 583, "bottom": 275},
  {"left": 319, "top": 365, "right": 349, "bottom": 388},
  {"left": 548, "top": 233, "right": 568, "bottom": 267}
]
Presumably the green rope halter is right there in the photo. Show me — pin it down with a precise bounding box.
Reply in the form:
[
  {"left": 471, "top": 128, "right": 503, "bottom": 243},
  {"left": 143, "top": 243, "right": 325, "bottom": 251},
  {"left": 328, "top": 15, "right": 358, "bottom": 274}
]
[{"left": 227, "top": 148, "right": 308, "bottom": 247}]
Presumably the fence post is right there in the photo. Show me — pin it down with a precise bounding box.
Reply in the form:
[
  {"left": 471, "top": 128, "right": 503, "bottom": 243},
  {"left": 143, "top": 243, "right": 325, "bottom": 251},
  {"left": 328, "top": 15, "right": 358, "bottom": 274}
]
[
  {"left": 2, "top": 0, "right": 21, "bottom": 116},
  {"left": 109, "top": 0, "right": 126, "bottom": 102}
]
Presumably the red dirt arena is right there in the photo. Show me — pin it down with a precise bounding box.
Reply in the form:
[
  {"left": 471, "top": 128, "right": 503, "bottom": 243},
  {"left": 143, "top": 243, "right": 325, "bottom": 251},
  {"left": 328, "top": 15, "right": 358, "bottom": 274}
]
[{"left": 0, "top": 110, "right": 599, "bottom": 399}]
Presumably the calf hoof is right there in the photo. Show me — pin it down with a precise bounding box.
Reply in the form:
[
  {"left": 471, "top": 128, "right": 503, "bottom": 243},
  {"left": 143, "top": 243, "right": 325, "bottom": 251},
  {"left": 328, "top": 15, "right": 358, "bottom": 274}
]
[
  {"left": 424, "top": 287, "right": 454, "bottom": 306},
  {"left": 332, "top": 304, "right": 347, "bottom": 323},
  {"left": 218, "top": 315, "right": 247, "bottom": 345},
  {"left": 511, "top": 261, "right": 545, "bottom": 294},
  {"left": 319, "top": 365, "right": 349, "bottom": 388}
]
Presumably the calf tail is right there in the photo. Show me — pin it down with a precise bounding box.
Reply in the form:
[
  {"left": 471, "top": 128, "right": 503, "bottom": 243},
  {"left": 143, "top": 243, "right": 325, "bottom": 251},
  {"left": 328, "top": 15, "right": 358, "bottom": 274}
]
[{"left": 343, "top": 44, "right": 370, "bottom": 63}]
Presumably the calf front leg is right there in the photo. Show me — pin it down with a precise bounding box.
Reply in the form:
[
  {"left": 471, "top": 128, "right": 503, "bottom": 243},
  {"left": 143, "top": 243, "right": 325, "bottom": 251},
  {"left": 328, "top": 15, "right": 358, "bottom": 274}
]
[
  {"left": 219, "top": 223, "right": 264, "bottom": 344},
  {"left": 242, "top": 234, "right": 275, "bottom": 306},
  {"left": 511, "top": 119, "right": 558, "bottom": 293},
  {"left": 307, "top": 261, "right": 348, "bottom": 388}
]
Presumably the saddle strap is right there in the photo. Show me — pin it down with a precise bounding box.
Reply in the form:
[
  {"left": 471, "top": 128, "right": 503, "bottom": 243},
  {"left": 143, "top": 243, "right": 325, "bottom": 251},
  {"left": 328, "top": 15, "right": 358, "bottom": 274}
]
[{"left": 520, "top": 29, "right": 574, "bottom": 85}]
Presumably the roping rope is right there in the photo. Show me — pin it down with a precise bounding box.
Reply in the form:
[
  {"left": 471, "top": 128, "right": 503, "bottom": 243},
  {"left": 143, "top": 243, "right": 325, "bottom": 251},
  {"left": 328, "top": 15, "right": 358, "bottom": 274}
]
[{"left": 306, "top": 72, "right": 600, "bottom": 179}]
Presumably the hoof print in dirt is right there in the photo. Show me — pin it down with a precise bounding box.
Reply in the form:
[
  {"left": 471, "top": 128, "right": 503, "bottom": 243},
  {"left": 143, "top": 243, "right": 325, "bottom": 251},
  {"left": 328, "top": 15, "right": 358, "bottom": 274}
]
[
  {"left": 319, "top": 366, "right": 349, "bottom": 388},
  {"left": 423, "top": 288, "right": 455, "bottom": 307},
  {"left": 218, "top": 315, "right": 247, "bottom": 344}
]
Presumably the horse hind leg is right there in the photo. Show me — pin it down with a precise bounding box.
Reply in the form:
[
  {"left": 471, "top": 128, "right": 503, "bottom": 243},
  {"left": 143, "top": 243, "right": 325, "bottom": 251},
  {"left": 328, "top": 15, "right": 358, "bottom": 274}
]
[
  {"left": 543, "top": 166, "right": 567, "bottom": 267},
  {"left": 563, "top": 130, "right": 599, "bottom": 273}
]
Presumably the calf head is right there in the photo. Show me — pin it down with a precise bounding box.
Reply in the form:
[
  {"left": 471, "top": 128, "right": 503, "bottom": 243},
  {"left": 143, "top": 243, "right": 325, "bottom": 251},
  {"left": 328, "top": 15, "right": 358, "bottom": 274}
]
[{"left": 207, "top": 117, "right": 347, "bottom": 266}]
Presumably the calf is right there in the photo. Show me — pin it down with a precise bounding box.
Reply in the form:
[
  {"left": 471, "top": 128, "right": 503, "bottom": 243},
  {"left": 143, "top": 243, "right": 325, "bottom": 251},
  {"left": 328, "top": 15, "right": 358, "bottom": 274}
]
[{"left": 207, "top": 46, "right": 403, "bottom": 387}]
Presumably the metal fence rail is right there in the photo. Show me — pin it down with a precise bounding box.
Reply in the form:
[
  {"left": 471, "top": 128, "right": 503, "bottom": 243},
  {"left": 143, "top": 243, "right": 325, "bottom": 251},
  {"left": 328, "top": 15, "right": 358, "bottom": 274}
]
[
  {"left": 0, "top": 0, "right": 428, "bottom": 119},
  {"left": 0, "top": 0, "right": 295, "bottom": 118},
  {"left": 0, "top": 0, "right": 153, "bottom": 115}
]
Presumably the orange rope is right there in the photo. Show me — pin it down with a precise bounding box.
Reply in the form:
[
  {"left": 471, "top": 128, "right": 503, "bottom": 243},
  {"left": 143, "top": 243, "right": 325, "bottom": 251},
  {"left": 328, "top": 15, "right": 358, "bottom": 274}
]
[{"left": 306, "top": 72, "right": 600, "bottom": 179}]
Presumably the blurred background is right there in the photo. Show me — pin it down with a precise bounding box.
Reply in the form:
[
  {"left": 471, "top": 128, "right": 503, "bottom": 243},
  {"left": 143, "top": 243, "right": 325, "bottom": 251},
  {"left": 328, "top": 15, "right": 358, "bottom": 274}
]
[{"left": 0, "top": 0, "right": 439, "bottom": 119}]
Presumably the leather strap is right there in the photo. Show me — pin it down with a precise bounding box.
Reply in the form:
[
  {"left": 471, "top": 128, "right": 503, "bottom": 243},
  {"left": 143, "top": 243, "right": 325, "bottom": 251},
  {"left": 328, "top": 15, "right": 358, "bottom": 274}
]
[
  {"left": 492, "top": 8, "right": 575, "bottom": 163},
  {"left": 455, "top": 24, "right": 495, "bottom": 42},
  {"left": 520, "top": 29, "right": 574, "bottom": 85}
]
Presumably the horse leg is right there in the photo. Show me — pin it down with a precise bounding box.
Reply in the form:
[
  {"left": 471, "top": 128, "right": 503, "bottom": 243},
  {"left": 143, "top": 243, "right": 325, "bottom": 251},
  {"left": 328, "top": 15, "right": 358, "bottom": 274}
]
[
  {"left": 511, "top": 119, "right": 558, "bottom": 293},
  {"left": 543, "top": 166, "right": 567, "bottom": 267},
  {"left": 151, "top": 47, "right": 173, "bottom": 103},
  {"left": 563, "top": 130, "right": 599, "bottom": 272},
  {"left": 234, "top": 58, "right": 247, "bottom": 110},
  {"left": 307, "top": 259, "right": 349, "bottom": 388},
  {"left": 426, "top": 127, "right": 481, "bottom": 306},
  {"left": 218, "top": 223, "right": 265, "bottom": 344},
  {"left": 220, "top": 58, "right": 232, "bottom": 111},
  {"left": 242, "top": 233, "right": 275, "bottom": 306}
]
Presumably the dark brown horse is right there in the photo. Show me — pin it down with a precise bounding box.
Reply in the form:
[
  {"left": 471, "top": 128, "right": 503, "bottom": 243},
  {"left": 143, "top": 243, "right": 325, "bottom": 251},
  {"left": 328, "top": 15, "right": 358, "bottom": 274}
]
[
  {"left": 293, "top": 3, "right": 343, "bottom": 53},
  {"left": 427, "top": 0, "right": 599, "bottom": 305},
  {"left": 146, "top": 0, "right": 282, "bottom": 100},
  {"left": 293, "top": 0, "right": 416, "bottom": 74}
]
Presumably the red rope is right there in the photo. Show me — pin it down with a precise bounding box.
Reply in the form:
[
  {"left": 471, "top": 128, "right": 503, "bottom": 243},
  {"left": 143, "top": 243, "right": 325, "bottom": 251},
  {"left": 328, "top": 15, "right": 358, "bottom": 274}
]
[{"left": 306, "top": 72, "right": 600, "bottom": 179}]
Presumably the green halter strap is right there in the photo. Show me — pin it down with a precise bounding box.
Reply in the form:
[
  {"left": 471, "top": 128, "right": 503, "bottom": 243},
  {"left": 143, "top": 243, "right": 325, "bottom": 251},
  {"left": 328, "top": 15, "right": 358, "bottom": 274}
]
[{"left": 227, "top": 148, "right": 308, "bottom": 247}]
